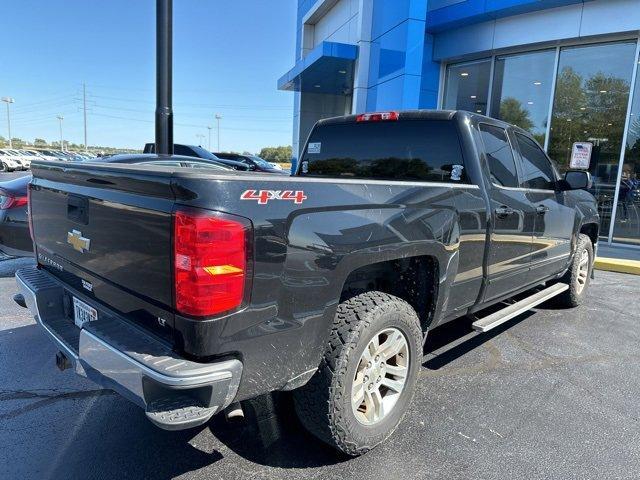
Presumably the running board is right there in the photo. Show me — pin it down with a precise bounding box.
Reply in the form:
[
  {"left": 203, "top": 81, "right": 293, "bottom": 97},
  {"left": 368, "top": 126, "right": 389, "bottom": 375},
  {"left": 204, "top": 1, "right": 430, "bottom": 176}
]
[{"left": 472, "top": 283, "right": 569, "bottom": 333}]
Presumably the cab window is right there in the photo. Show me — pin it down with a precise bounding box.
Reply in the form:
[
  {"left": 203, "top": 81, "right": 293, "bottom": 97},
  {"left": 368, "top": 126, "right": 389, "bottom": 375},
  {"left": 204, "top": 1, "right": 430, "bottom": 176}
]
[
  {"left": 515, "top": 133, "right": 556, "bottom": 190},
  {"left": 479, "top": 124, "right": 519, "bottom": 188}
]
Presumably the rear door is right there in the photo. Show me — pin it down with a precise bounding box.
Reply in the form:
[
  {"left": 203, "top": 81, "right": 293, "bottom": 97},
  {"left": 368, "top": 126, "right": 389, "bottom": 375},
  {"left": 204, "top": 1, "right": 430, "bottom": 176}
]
[
  {"left": 479, "top": 124, "right": 536, "bottom": 302},
  {"left": 513, "top": 132, "right": 574, "bottom": 282}
]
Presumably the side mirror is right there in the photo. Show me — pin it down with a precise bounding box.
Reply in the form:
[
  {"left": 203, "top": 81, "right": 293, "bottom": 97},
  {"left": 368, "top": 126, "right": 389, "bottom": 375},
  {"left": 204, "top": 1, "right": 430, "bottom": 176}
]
[{"left": 561, "top": 170, "right": 591, "bottom": 191}]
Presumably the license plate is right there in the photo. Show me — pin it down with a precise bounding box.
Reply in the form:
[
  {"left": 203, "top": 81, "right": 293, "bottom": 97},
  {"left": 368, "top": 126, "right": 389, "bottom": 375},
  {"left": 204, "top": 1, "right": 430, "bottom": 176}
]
[{"left": 73, "top": 297, "right": 98, "bottom": 328}]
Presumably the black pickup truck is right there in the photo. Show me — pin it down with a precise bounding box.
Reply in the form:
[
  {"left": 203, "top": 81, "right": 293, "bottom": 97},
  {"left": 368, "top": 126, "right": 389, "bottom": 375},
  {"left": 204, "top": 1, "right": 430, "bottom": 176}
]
[{"left": 16, "top": 110, "right": 598, "bottom": 456}]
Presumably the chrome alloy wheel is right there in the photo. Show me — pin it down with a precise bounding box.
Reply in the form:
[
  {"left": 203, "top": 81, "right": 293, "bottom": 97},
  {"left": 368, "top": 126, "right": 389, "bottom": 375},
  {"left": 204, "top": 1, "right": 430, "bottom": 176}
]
[
  {"left": 576, "top": 248, "right": 590, "bottom": 295},
  {"left": 351, "top": 327, "right": 409, "bottom": 426}
]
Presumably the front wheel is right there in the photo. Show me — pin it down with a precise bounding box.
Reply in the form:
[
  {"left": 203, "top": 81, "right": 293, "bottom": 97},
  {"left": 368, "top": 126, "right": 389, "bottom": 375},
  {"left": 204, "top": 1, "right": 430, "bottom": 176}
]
[
  {"left": 0, "top": 162, "right": 8, "bottom": 172},
  {"left": 293, "top": 291, "right": 423, "bottom": 456},
  {"left": 556, "top": 233, "right": 593, "bottom": 307}
]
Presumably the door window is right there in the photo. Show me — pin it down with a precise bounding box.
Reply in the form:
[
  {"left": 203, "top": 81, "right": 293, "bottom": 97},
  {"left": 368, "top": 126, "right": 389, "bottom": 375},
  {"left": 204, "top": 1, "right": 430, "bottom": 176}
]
[
  {"left": 479, "top": 124, "right": 519, "bottom": 188},
  {"left": 515, "top": 133, "right": 556, "bottom": 190}
]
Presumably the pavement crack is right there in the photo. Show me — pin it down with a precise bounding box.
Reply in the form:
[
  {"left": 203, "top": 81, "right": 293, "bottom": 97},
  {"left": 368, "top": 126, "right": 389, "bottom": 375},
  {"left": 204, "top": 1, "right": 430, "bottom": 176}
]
[{"left": 0, "top": 389, "right": 114, "bottom": 420}]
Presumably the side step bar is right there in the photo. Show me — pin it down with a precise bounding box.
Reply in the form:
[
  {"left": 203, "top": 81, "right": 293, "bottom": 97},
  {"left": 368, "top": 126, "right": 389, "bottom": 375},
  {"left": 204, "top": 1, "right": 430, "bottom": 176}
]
[{"left": 472, "top": 283, "right": 569, "bottom": 333}]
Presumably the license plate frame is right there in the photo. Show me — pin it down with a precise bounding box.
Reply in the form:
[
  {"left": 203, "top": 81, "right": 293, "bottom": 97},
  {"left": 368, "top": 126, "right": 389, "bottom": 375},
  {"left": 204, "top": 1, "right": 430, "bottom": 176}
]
[{"left": 73, "top": 297, "right": 98, "bottom": 328}]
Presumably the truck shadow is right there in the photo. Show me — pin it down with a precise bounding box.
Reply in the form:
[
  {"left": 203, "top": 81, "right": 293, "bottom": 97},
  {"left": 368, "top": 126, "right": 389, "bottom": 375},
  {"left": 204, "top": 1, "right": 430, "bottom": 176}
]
[
  {"left": 423, "top": 309, "right": 535, "bottom": 371},
  {"left": 208, "top": 392, "right": 348, "bottom": 468}
]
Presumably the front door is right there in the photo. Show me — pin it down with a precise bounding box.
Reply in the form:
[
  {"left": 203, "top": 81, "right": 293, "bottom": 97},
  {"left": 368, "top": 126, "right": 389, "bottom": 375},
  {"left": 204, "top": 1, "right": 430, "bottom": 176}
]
[
  {"left": 513, "top": 132, "right": 574, "bottom": 282},
  {"left": 478, "top": 124, "right": 536, "bottom": 302}
]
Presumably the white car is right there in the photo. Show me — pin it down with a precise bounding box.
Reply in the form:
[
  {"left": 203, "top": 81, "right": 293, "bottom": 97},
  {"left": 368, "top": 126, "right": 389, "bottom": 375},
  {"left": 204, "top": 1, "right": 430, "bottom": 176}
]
[
  {"left": 31, "top": 150, "right": 62, "bottom": 161},
  {"left": 0, "top": 149, "right": 24, "bottom": 171},
  {"left": 7, "top": 149, "right": 30, "bottom": 169}
]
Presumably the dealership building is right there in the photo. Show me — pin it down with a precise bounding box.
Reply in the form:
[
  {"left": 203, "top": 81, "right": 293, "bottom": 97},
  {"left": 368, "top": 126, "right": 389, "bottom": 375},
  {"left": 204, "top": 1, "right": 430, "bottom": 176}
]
[{"left": 279, "top": 0, "right": 640, "bottom": 250}]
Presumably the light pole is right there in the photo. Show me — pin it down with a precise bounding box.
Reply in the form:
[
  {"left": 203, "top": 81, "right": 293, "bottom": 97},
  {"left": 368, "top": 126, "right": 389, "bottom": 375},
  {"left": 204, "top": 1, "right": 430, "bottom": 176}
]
[
  {"left": 1, "top": 97, "right": 14, "bottom": 148},
  {"left": 196, "top": 133, "right": 205, "bottom": 146},
  {"left": 206, "top": 125, "right": 212, "bottom": 150},
  {"left": 57, "top": 115, "right": 64, "bottom": 152},
  {"left": 215, "top": 114, "right": 222, "bottom": 152}
]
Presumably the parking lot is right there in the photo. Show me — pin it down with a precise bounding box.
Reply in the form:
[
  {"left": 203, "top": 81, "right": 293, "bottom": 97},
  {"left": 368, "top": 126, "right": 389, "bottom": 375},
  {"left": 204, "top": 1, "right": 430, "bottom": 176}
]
[{"left": 1, "top": 254, "right": 638, "bottom": 480}]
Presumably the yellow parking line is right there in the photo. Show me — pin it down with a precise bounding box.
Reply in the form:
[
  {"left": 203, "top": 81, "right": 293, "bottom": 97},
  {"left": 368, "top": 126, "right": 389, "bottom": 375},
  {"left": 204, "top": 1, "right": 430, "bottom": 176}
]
[{"left": 594, "top": 257, "right": 640, "bottom": 275}]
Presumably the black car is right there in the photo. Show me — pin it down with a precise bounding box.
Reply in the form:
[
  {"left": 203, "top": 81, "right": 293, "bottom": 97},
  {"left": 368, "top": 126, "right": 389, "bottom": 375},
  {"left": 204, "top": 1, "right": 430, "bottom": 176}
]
[
  {"left": 0, "top": 156, "right": 233, "bottom": 256},
  {"left": 214, "top": 152, "right": 288, "bottom": 174},
  {"left": 143, "top": 143, "right": 250, "bottom": 171},
  {"left": 0, "top": 175, "right": 32, "bottom": 256}
]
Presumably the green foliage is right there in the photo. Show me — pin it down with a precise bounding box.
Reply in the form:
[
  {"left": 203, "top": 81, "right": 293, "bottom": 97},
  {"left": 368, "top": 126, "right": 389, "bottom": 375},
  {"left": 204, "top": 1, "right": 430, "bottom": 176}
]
[
  {"left": 499, "top": 97, "right": 534, "bottom": 132},
  {"left": 34, "top": 138, "right": 47, "bottom": 147},
  {"left": 258, "top": 145, "right": 292, "bottom": 163}
]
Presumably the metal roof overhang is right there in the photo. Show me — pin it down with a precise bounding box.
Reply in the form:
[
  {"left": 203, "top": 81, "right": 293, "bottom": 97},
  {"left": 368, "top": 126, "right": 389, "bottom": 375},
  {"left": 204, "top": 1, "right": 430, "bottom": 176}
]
[{"left": 278, "top": 41, "right": 358, "bottom": 95}]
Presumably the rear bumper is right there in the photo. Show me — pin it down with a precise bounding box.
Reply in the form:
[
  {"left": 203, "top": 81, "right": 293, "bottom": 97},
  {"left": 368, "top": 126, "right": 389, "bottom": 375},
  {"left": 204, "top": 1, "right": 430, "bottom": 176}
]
[{"left": 16, "top": 266, "right": 242, "bottom": 430}]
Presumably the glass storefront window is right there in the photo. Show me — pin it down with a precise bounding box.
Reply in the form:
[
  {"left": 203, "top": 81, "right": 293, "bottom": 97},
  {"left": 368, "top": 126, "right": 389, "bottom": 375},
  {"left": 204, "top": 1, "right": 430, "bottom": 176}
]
[
  {"left": 613, "top": 53, "right": 640, "bottom": 246},
  {"left": 547, "top": 41, "right": 637, "bottom": 238},
  {"left": 490, "top": 50, "right": 556, "bottom": 146},
  {"left": 443, "top": 60, "right": 491, "bottom": 114}
]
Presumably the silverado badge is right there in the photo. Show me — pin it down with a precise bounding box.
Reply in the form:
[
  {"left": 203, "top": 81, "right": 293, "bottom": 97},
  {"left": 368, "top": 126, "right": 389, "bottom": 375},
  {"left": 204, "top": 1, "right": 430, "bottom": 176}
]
[{"left": 67, "top": 230, "right": 91, "bottom": 253}]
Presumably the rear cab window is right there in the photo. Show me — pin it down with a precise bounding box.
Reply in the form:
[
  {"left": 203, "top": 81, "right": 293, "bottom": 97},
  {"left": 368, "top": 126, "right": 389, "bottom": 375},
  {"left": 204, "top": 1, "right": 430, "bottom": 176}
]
[{"left": 298, "top": 119, "right": 468, "bottom": 184}]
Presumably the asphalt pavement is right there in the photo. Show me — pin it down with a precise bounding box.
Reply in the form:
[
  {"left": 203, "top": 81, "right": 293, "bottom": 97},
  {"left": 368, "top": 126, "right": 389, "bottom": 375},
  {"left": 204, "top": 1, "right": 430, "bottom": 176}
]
[{"left": 1, "top": 254, "right": 639, "bottom": 480}]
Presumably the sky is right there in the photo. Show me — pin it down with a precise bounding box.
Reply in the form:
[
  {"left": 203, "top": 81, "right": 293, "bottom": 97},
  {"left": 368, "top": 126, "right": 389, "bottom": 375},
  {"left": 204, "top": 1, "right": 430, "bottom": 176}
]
[{"left": 0, "top": 0, "right": 297, "bottom": 153}]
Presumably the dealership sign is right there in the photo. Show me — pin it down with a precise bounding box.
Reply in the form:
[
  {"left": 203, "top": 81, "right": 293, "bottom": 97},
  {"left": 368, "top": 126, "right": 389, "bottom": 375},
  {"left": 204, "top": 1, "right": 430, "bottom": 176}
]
[{"left": 570, "top": 142, "right": 593, "bottom": 169}]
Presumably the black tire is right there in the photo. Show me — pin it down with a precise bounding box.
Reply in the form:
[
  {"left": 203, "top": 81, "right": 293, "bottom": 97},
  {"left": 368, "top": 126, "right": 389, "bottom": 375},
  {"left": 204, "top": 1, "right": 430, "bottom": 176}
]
[
  {"left": 555, "top": 233, "right": 593, "bottom": 307},
  {"left": 293, "top": 291, "right": 423, "bottom": 456},
  {"left": 0, "top": 162, "right": 8, "bottom": 172}
]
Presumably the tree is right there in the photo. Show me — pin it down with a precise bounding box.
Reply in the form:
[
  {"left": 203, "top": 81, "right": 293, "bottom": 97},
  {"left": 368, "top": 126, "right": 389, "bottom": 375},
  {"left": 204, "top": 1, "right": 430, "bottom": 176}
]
[
  {"left": 499, "top": 97, "right": 534, "bottom": 132},
  {"left": 0, "top": 136, "right": 6, "bottom": 148},
  {"left": 258, "top": 146, "right": 292, "bottom": 163},
  {"left": 34, "top": 138, "right": 47, "bottom": 147},
  {"left": 11, "top": 138, "right": 25, "bottom": 148}
]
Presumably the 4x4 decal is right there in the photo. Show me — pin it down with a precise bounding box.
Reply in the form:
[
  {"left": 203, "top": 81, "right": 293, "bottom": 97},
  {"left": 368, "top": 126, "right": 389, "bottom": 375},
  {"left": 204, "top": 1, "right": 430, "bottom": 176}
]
[{"left": 241, "top": 189, "right": 307, "bottom": 205}]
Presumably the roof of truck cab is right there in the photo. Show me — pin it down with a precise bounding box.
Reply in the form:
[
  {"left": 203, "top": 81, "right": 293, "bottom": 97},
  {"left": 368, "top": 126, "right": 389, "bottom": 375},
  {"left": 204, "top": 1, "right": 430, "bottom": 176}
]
[{"left": 315, "top": 109, "right": 516, "bottom": 127}]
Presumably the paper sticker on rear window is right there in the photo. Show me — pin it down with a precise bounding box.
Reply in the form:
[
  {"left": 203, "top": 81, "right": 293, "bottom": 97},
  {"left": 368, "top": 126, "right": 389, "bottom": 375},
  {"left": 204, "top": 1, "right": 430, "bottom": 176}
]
[{"left": 308, "top": 142, "right": 321, "bottom": 154}]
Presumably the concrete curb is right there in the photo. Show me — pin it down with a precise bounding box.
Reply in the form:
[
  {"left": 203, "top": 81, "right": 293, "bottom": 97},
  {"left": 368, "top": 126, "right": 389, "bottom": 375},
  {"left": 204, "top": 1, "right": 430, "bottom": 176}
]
[{"left": 594, "top": 257, "right": 640, "bottom": 275}]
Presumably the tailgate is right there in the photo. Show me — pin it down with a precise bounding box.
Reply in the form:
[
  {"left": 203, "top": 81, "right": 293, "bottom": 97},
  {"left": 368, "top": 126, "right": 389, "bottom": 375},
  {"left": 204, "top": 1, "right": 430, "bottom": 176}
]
[{"left": 29, "top": 162, "right": 176, "bottom": 338}]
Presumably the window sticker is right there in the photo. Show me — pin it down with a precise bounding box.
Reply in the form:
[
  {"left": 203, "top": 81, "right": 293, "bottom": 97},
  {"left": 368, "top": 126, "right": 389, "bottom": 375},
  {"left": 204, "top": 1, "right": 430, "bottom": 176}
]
[
  {"left": 307, "top": 142, "right": 321, "bottom": 154},
  {"left": 451, "top": 164, "right": 464, "bottom": 181}
]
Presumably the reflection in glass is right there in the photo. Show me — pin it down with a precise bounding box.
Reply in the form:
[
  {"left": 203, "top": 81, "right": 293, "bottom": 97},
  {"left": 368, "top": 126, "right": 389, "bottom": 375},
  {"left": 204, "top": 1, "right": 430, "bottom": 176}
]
[
  {"left": 613, "top": 52, "right": 640, "bottom": 246},
  {"left": 491, "top": 50, "right": 556, "bottom": 145},
  {"left": 443, "top": 60, "right": 491, "bottom": 114},
  {"left": 547, "top": 41, "right": 637, "bottom": 238}
]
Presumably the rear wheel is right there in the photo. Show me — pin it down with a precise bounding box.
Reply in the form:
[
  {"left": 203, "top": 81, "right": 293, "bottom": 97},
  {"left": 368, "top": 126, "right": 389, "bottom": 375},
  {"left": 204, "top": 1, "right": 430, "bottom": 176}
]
[
  {"left": 293, "top": 291, "right": 422, "bottom": 456},
  {"left": 0, "top": 162, "right": 8, "bottom": 172},
  {"left": 556, "top": 233, "right": 593, "bottom": 307}
]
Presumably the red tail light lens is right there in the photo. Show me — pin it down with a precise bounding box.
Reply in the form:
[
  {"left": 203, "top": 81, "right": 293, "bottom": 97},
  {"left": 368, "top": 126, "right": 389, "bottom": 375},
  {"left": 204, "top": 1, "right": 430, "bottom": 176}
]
[
  {"left": 173, "top": 208, "right": 251, "bottom": 317},
  {"left": 0, "top": 193, "right": 28, "bottom": 210},
  {"left": 356, "top": 111, "right": 399, "bottom": 122}
]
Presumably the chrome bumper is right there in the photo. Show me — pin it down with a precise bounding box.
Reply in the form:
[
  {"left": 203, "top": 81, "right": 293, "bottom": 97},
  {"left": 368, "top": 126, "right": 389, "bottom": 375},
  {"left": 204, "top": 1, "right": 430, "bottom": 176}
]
[{"left": 16, "top": 266, "right": 242, "bottom": 430}]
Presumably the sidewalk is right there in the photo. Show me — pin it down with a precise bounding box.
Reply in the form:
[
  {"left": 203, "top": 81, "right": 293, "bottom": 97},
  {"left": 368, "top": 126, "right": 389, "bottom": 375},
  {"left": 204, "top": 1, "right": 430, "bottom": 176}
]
[{"left": 596, "top": 243, "right": 640, "bottom": 275}]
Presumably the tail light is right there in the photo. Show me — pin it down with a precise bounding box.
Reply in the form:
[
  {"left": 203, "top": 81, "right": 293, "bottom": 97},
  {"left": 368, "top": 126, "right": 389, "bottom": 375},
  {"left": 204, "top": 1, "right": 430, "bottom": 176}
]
[
  {"left": 356, "top": 111, "right": 399, "bottom": 122},
  {"left": 173, "top": 208, "right": 252, "bottom": 317},
  {"left": 0, "top": 192, "right": 28, "bottom": 210}
]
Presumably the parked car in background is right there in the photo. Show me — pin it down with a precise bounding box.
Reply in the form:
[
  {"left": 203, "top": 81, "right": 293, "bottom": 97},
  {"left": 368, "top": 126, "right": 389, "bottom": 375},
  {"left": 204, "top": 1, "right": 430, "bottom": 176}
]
[
  {"left": 0, "top": 175, "right": 31, "bottom": 256},
  {"left": 0, "top": 155, "right": 233, "bottom": 257},
  {"left": 214, "top": 152, "right": 288, "bottom": 174},
  {"left": 0, "top": 150, "right": 22, "bottom": 172},
  {"left": 32, "top": 150, "right": 64, "bottom": 161},
  {"left": 29, "top": 150, "right": 60, "bottom": 161},
  {"left": 0, "top": 150, "right": 28, "bottom": 171},
  {"left": 143, "top": 143, "right": 250, "bottom": 171}
]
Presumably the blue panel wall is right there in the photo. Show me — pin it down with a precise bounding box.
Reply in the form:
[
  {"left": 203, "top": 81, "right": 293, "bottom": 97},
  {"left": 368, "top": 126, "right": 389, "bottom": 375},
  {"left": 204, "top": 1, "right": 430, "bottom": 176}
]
[
  {"left": 427, "top": 0, "right": 592, "bottom": 32},
  {"left": 366, "top": 0, "right": 441, "bottom": 111}
]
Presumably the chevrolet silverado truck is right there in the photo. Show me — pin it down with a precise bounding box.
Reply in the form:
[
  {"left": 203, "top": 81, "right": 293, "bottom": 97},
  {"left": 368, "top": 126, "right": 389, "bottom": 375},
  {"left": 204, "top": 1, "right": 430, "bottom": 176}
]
[{"left": 16, "top": 110, "right": 598, "bottom": 456}]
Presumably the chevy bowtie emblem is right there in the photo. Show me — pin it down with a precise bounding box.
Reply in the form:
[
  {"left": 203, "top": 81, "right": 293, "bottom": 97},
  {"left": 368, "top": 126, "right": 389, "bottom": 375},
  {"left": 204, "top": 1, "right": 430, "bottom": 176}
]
[{"left": 67, "top": 230, "right": 91, "bottom": 253}]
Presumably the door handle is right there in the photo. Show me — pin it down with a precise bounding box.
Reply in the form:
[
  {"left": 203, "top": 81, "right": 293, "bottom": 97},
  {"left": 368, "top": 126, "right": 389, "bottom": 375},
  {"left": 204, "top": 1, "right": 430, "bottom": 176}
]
[
  {"left": 495, "top": 206, "right": 515, "bottom": 218},
  {"left": 536, "top": 205, "right": 550, "bottom": 215}
]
